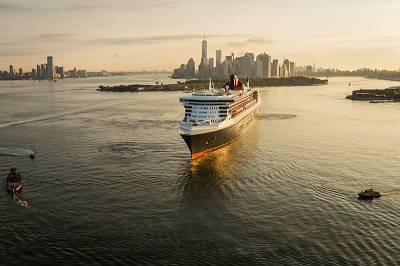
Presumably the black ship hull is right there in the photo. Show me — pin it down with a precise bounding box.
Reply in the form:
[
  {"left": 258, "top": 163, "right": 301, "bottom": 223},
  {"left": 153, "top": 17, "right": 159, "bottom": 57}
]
[{"left": 180, "top": 105, "right": 260, "bottom": 159}]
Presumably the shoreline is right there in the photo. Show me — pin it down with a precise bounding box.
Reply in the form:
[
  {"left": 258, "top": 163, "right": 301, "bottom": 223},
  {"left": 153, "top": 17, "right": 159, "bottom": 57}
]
[{"left": 97, "top": 76, "right": 328, "bottom": 92}]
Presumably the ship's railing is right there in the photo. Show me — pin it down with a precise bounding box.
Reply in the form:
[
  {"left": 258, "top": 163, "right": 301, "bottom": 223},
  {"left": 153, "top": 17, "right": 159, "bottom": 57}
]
[{"left": 180, "top": 120, "right": 219, "bottom": 129}]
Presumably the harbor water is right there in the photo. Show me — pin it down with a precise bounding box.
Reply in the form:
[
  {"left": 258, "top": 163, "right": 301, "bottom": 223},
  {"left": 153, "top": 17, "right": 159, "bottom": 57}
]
[{"left": 1, "top": 75, "right": 400, "bottom": 265}]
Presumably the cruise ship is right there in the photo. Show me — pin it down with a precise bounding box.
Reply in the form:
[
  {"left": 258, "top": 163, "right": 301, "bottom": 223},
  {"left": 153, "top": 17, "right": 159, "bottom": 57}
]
[{"left": 179, "top": 75, "right": 261, "bottom": 159}]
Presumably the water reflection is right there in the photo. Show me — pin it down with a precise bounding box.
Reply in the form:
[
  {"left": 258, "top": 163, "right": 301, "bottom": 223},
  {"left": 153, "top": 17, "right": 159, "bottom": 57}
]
[
  {"left": 173, "top": 147, "right": 238, "bottom": 228},
  {"left": 177, "top": 120, "right": 261, "bottom": 205},
  {"left": 179, "top": 146, "right": 234, "bottom": 200}
]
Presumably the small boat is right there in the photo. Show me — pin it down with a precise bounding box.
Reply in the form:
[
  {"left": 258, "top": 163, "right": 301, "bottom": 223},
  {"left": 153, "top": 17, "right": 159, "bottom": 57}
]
[
  {"left": 358, "top": 188, "right": 380, "bottom": 200},
  {"left": 349, "top": 82, "right": 351, "bottom": 86},
  {"left": 7, "top": 178, "right": 23, "bottom": 194},
  {"left": 6, "top": 168, "right": 23, "bottom": 194}
]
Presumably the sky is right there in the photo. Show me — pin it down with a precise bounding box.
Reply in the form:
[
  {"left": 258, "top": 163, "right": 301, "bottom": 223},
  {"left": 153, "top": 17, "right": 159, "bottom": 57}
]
[{"left": 1, "top": 0, "right": 400, "bottom": 71}]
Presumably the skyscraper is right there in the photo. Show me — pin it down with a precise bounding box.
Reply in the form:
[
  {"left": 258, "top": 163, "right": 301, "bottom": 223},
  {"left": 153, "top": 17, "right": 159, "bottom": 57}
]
[
  {"left": 236, "top": 53, "right": 254, "bottom": 77},
  {"left": 208, "top": 58, "right": 214, "bottom": 76},
  {"left": 215, "top": 50, "right": 222, "bottom": 77},
  {"left": 36, "top": 64, "right": 40, "bottom": 79},
  {"left": 282, "top": 63, "right": 289, "bottom": 77},
  {"left": 256, "top": 59, "right": 263, "bottom": 78},
  {"left": 271, "top": 59, "right": 279, "bottom": 78},
  {"left": 289, "top": 62, "right": 295, "bottom": 77},
  {"left": 9, "top": 65, "right": 15, "bottom": 79},
  {"left": 202, "top": 38, "right": 207, "bottom": 62},
  {"left": 40, "top": 64, "right": 46, "bottom": 79},
  {"left": 216, "top": 50, "right": 221, "bottom": 65},
  {"left": 256, "top": 53, "right": 271, "bottom": 79},
  {"left": 47, "top": 56, "right": 54, "bottom": 80},
  {"left": 198, "top": 38, "right": 208, "bottom": 77},
  {"left": 283, "top": 59, "right": 290, "bottom": 77},
  {"left": 185, "top": 58, "right": 196, "bottom": 78}
]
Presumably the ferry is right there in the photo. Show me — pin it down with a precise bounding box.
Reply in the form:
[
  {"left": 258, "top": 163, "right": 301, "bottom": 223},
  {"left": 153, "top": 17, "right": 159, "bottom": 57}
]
[{"left": 179, "top": 75, "right": 261, "bottom": 159}]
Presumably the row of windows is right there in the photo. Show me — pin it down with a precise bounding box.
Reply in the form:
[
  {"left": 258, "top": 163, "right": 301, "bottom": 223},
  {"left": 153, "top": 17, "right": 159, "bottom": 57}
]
[{"left": 192, "top": 106, "right": 219, "bottom": 110}]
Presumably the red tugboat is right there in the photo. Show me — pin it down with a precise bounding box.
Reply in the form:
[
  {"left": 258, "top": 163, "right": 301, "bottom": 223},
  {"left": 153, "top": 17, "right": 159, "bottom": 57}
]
[{"left": 358, "top": 188, "right": 381, "bottom": 200}]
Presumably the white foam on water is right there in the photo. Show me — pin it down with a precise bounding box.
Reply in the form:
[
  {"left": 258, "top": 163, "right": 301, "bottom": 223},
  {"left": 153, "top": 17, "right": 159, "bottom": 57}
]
[
  {"left": 258, "top": 113, "right": 297, "bottom": 120},
  {"left": 0, "top": 147, "right": 35, "bottom": 158},
  {"left": 0, "top": 105, "right": 106, "bottom": 129},
  {"left": 0, "top": 98, "right": 172, "bottom": 129},
  {"left": 17, "top": 199, "right": 28, "bottom": 208}
]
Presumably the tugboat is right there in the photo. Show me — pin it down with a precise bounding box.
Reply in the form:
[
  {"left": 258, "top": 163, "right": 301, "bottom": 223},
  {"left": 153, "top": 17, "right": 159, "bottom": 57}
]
[
  {"left": 358, "top": 188, "right": 381, "bottom": 200},
  {"left": 6, "top": 168, "right": 23, "bottom": 194}
]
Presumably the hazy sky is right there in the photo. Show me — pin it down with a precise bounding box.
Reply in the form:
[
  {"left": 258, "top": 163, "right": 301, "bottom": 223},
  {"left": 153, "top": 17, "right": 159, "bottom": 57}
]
[{"left": 1, "top": 0, "right": 400, "bottom": 71}]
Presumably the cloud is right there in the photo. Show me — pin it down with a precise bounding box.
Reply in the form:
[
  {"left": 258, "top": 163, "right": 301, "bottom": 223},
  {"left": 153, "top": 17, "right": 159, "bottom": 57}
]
[
  {"left": 227, "top": 37, "right": 277, "bottom": 47},
  {"left": 0, "top": 33, "right": 79, "bottom": 48},
  {"left": 0, "top": 2, "right": 35, "bottom": 12},
  {"left": 0, "top": 50, "right": 39, "bottom": 57},
  {"left": 308, "top": 32, "right": 350, "bottom": 38},
  {"left": 35, "top": 33, "right": 78, "bottom": 41},
  {"left": 0, "top": 0, "right": 182, "bottom": 14},
  {"left": 93, "top": 34, "right": 250, "bottom": 46}
]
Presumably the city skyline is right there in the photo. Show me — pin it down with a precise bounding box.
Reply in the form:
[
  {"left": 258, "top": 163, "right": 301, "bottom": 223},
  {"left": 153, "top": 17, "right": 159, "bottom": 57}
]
[
  {"left": 1, "top": 0, "right": 400, "bottom": 71},
  {"left": 172, "top": 38, "right": 295, "bottom": 79}
]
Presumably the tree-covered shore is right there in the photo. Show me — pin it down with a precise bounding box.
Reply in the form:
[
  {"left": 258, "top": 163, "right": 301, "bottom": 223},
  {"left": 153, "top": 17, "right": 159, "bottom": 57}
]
[{"left": 97, "top": 76, "right": 328, "bottom": 92}]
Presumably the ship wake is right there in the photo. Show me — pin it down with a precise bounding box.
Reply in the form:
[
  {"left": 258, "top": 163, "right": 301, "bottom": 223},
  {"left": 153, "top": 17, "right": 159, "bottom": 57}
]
[
  {"left": 258, "top": 113, "right": 297, "bottom": 120},
  {"left": 0, "top": 146, "right": 35, "bottom": 158}
]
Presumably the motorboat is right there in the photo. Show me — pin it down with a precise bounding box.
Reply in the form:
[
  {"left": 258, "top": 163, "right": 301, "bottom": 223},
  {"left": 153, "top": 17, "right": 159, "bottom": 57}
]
[
  {"left": 6, "top": 168, "right": 23, "bottom": 194},
  {"left": 7, "top": 177, "right": 23, "bottom": 194},
  {"left": 358, "top": 188, "right": 380, "bottom": 200}
]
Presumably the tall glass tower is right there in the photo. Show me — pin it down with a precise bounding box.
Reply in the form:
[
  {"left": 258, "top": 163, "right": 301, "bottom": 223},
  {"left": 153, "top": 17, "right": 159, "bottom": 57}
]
[
  {"left": 202, "top": 38, "right": 207, "bottom": 61},
  {"left": 47, "top": 56, "right": 54, "bottom": 80},
  {"left": 200, "top": 37, "right": 208, "bottom": 77}
]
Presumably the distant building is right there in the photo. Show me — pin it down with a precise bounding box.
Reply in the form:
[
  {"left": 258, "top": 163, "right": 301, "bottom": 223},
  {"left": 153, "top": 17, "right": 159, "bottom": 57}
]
[
  {"left": 9, "top": 65, "right": 15, "bottom": 79},
  {"left": 256, "top": 53, "right": 271, "bottom": 79},
  {"left": 2, "top": 71, "right": 9, "bottom": 80},
  {"left": 77, "top": 69, "right": 87, "bottom": 78},
  {"left": 185, "top": 58, "right": 196, "bottom": 78},
  {"left": 256, "top": 59, "right": 263, "bottom": 78},
  {"left": 198, "top": 38, "right": 208, "bottom": 77},
  {"left": 36, "top": 64, "right": 40, "bottom": 79},
  {"left": 216, "top": 50, "right": 221, "bottom": 66},
  {"left": 47, "top": 56, "right": 54, "bottom": 80},
  {"left": 55, "top": 66, "right": 65, "bottom": 78},
  {"left": 271, "top": 59, "right": 279, "bottom": 78},
  {"left": 40, "top": 64, "right": 46, "bottom": 79},
  {"left": 223, "top": 55, "right": 234, "bottom": 76},
  {"left": 172, "top": 58, "right": 196, "bottom": 79},
  {"left": 283, "top": 59, "right": 290, "bottom": 77},
  {"left": 208, "top": 58, "right": 214, "bottom": 76},
  {"left": 171, "top": 38, "right": 296, "bottom": 80},
  {"left": 289, "top": 61, "right": 295, "bottom": 76},
  {"left": 281, "top": 63, "right": 289, "bottom": 78},
  {"left": 235, "top": 53, "right": 254, "bottom": 78},
  {"left": 222, "top": 60, "right": 229, "bottom": 77}
]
